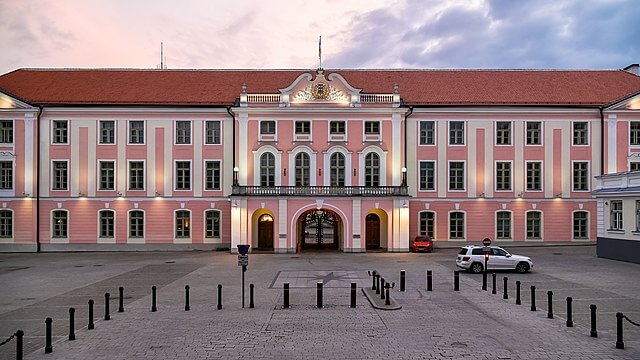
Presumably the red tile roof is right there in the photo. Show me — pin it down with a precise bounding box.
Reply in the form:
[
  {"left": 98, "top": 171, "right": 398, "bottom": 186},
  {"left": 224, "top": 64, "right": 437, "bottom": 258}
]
[{"left": 1, "top": 68, "right": 639, "bottom": 106}]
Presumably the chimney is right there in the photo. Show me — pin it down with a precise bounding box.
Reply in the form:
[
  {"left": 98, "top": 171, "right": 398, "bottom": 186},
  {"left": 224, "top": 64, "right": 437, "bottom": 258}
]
[{"left": 623, "top": 63, "right": 639, "bottom": 76}]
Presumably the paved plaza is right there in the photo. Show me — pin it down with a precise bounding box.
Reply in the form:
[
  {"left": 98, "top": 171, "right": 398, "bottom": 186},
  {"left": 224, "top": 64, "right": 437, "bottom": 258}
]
[{"left": 0, "top": 246, "right": 639, "bottom": 359}]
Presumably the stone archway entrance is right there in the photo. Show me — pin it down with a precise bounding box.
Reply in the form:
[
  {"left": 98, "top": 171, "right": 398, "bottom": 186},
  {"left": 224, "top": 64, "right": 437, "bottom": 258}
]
[{"left": 297, "top": 209, "right": 342, "bottom": 251}]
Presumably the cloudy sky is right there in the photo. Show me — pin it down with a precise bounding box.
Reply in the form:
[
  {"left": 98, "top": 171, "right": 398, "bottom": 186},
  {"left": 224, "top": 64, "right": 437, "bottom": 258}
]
[{"left": 0, "top": 0, "right": 638, "bottom": 74}]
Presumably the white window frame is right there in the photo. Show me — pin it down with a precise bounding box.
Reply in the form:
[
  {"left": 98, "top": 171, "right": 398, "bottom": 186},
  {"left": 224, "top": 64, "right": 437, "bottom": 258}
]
[
  {"left": 174, "top": 160, "right": 192, "bottom": 191},
  {"left": 525, "top": 121, "right": 543, "bottom": 146},
  {"left": 448, "top": 160, "right": 466, "bottom": 192},
  {"left": 494, "top": 121, "right": 513, "bottom": 146},
  {"left": 50, "top": 159, "right": 69, "bottom": 191},
  {"left": 98, "top": 120, "right": 116, "bottom": 145},
  {"left": 127, "top": 120, "right": 146, "bottom": 145},
  {"left": 258, "top": 120, "right": 277, "bottom": 142},
  {"left": 127, "top": 160, "right": 146, "bottom": 191},
  {"left": 495, "top": 161, "right": 513, "bottom": 192},
  {"left": 418, "top": 160, "right": 436, "bottom": 192}
]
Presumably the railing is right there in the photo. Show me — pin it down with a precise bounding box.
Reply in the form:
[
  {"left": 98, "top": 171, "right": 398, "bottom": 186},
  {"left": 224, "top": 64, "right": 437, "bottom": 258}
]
[
  {"left": 232, "top": 185, "right": 408, "bottom": 197},
  {"left": 247, "top": 94, "right": 281, "bottom": 103},
  {"left": 360, "top": 94, "right": 394, "bottom": 103}
]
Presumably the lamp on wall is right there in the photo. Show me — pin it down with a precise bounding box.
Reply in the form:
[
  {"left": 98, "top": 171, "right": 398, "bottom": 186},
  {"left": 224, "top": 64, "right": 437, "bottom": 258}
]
[
  {"left": 401, "top": 167, "right": 407, "bottom": 186},
  {"left": 233, "top": 167, "right": 239, "bottom": 186}
]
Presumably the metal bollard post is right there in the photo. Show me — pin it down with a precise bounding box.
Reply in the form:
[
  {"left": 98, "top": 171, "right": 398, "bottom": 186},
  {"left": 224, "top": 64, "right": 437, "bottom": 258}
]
[
  {"left": 400, "top": 270, "right": 406, "bottom": 292},
  {"left": 503, "top": 277, "right": 508, "bottom": 299},
  {"left": 284, "top": 283, "right": 290, "bottom": 309},
  {"left": 68, "top": 307, "right": 76, "bottom": 341},
  {"left": 350, "top": 283, "right": 356, "bottom": 308},
  {"left": 515, "top": 281, "right": 521, "bottom": 305},
  {"left": 590, "top": 304, "right": 598, "bottom": 338},
  {"left": 616, "top": 312, "right": 624, "bottom": 349},
  {"left": 185, "top": 285, "right": 190, "bottom": 311},
  {"left": 427, "top": 270, "right": 433, "bottom": 291},
  {"left": 316, "top": 282, "right": 323, "bottom": 308},
  {"left": 566, "top": 297, "right": 573, "bottom": 327},
  {"left": 530, "top": 286, "right": 536, "bottom": 311},
  {"left": 104, "top": 292, "right": 111, "bottom": 320},
  {"left": 151, "top": 286, "right": 157, "bottom": 312},
  {"left": 249, "top": 284, "right": 255, "bottom": 308},
  {"left": 16, "top": 330, "right": 24, "bottom": 360},
  {"left": 491, "top": 273, "right": 497, "bottom": 294},
  {"left": 380, "top": 278, "right": 386, "bottom": 300},
  {"left": 88, "top": 299, "right": 94, "bottom": 329},
  {"left": 454, "top": 271, "right": 460, "bottom": 291},
  {"left": 217, "top": 284, "right": 223, "bottom": 310},
  {"left": 44, "top": 317, "right": 53, "bottom": 354},
  {"left": 118, "top": 286, "right": 124, "bottom": 313},
  {"left": 547, "top": 291, "right": 554, "bottom": 319},
  {"left": 375, "top": 274, "right": 380, "bottom": 294},
  {"left": 385, "top": 284, "right": 391, "bottom": 306},
  {"left": 482, "top": 270, "right": 487, "bottom": 291}
]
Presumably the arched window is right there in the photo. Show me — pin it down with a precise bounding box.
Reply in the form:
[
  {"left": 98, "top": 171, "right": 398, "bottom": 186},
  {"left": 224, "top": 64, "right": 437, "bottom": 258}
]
[
  {"left": 295, "top": 153, "right": 310, "bottom": 186},
  {"left": 364, "top": 153, "right": 380, "bottom": 187},
  {"left": 573, "top": 211, "right": 588, "bottom": 239},
  {"left": 0, "top": 210, "right": 13, "bottom": 238},
  {"left": 496, "top": 211, "right": 512, "bottom": 239},
  {"left": 449, "top": 211, "right": 464, "bottom": 239},
  {"left": 260, "top": 153, "right": 275, "bottom": 187},
  {"left": 99, "top": 210, "right": 115, "bottom": 238},
  {"left": 52, "top": 210, "right": 68, "bottom": 238},
  {"left": 526, "top": 211, "right": 542, "bottom": 239},
  {"left": 175, "top": 210, "right": 191, "bottom": 238},
  {"left": 205, "top": 210, "right": 221, "bottom": 239},
  {"left": 419, "top": 211, "right": 435, "bottom": 238},
  {"left": 129, "top": 210, "right": 144, "bottom": 238},
  {"left": 330, "top": 153, "right": 345, "bottom": 186}
]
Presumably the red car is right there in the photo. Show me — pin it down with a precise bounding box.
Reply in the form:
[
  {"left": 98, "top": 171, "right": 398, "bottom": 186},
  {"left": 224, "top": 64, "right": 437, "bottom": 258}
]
[{"left": 410, "top": 236, "right": 433, "bottom": 252}]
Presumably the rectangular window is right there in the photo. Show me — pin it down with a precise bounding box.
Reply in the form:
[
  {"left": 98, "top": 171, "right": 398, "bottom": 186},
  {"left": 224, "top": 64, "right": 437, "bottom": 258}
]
[
  {"left": 419, "top": 161, "right": 435, "bottom": 191},
  {"left": 99, "top": 161, "right": 115, "bottom": 190},
  {"left": 0, "top": 161, "right": 12, "bottom": 189},
  {"left": 630, "top": 162, "right": 640, "bottom": 172},
  {"left": 330, "top": 121, "right": 345, "bottom": 135},
  {"left": 419, "top": 121, "right": 435, "bottom": 145},
  {"left": 449, "top": 212, "right": 464, "bottom": 239},
  {"left": 496, "top": 122, "right": 511, "bottom": 145},
  {"left": 526, "top": 212, "right": 541, "bottom": 239},
  {"left": 175, "top": 121, "right": 191, "bottom": 144},
  {"left": 496, "top": 212, "right": 512, "bottom": 239},
  {"left": 205, "top": 121, "right": 221, "bottom": 144},
  {"left": 206, "top": 211, "right": 221, "bottom": 238},
  {"left": 364, "top": 121, "right": 380, "bottom": 135},
  {"left": 573, "top": 122, "right": 589, "bottom": 145},
  {"left": 0, "top": 121, "right": 13, "bottom": 143},
  {"left": 52, "top": 210, "right": 68, "bottom": 238},
  {"left": 99, "top": 121, "right": 115, "bottom": 144},
  {"left": 573, "top": 212, "right": 588, "bottom": 239},
  {"left": 129, "top": 211, "right": 144, "bottom": 238},
  {"left": 495, "top": 162, "right": 512, "bottom": 191},
  {"left": 0, "top": 210, "right": 12, "bottom": 238},
  {"left": 260, "top": 121, "right": 276, "bottom": 135},
  {"left": 129, "top": 121, "right": 144, "bottom": 144},
  {"left": 52, "top": 120, "right": 68, "bottom": 144},
  {"left": 610, "top": 200, "right": 623, "bottom": 231},
  {"left": 631, "top": 122, "right": 640, "bottom": 145},
  {"left": 572, "top": 162, "right": 589, "bottom": 191},
  {"left": 175, "top": 161, "right": 191, "bottom": 190},
  {"left": 449, "top": 162, "right": 465, "bottom": 191},
  {"left": 99, "top": 211, "right": 115, "bottom": 238},
  {"left": 526, "top": 122, "right": 542, "bottom": 145},
  {"left": 128, "top": 161, "right": 144, "bottom": 190},
  {"left": 52, "top": 161, "right": 68, "bottom": 190},
  {"left": 205, "top": 161, "right": 221, "bottom": 190},
  {"left": 526, "top": 162, "right": 542, "bottom": 191},
  {"left": 449, "top": 122, "right": 464, "bottom": 145},
  {"left": 419, "top": 212, "right": 435, "bottom": 238},
  {"left": 295, "top": 121, "right": 311, "bottom": 135}
]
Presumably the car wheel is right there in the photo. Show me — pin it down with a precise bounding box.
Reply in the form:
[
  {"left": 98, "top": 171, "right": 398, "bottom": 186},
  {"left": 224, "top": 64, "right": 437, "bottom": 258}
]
[
  {"left": 470, "top": 262, "right": 484, "bottom": 274},
  {"left": 516, "top": 262, "right": 530, "bottom": 274}
]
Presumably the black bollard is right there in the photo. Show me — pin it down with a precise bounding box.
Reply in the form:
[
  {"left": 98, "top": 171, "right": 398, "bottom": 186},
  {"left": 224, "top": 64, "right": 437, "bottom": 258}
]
[
  {"left": 16, "top": 330, "right": 24, "bottom": 360},
  {"left": 566, "top": 297, "right": 573, "bottom": 327},
  {"left": 249, "top": 284, "right": 255, "bottom": 308},
  {"left": 185, "top": 285, "right": 190, "bottom": 311},
  {"left": 515, "top": 281, "right": 521, "bottom": 305},
  {"left": 68, "top": 307, "right": 76, "bottom": 341},
  {"left": 350, "top": 283, "right": 357, "bottom": 308},
  {"left": 104, "top": 292, "right": 111, "bottom": 320},
  {"left": 503, "top": 277, "right": 508, "bottom": 299},
  {"left": 491, "top": 273, "right": 497, "bottom": 294},
  {"left": 380, "top": 278, "right": 386, "bottom": 300},
  {"left": 118, "top": 286, "right": 124, "bottom": 313},
  {"left": 482, "top": 270, "right": 487, "bottom": 291},
  {"left": 88, "top": 299, "right": 94, "bottom": 330},
  {"left": 316, "top": 282, "right": 323, "bottom": 308},
  {"left": 375, "top": 274, "right": 380, "bottom": 294},
  {"left": 400, "top": 270, "right": 406, "bottom": 292},
  {"left": 44, "top": 317, "right": 52, "bottom": 354},
  {"left": 616, "top": 312, "right": 624, "bottom": 349},
  {"left": 217, "top": 284, "right": 222, "bottom": 310},
  {"left": 284, "top": 283, "right": 290, "bottom": 309},
  {"left": 530, "top": 286, "right": 536, "bottom": 311},
  {"left": 590, "top": 304, "right": 598, "bottom": 338},
  {"left": 151, "top": 286, "right": 157, "bottom": 312},
  {"left": 454, "top": 271, "right": 460, "bottom": 291},
  {"left": 385, "top": 284, "right": 391, "bottom": 306},
  {"left": 547, "top": 291, "right": 554, "bottom": 319},
  {"left": 427, "top": 270, "right": 433, "bottom": 291}
]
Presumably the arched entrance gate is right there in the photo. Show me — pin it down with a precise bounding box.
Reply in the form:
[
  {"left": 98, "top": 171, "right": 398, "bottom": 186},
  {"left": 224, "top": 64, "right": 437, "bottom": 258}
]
[{"left": 297, "top": 209, "right": 342, "bottom": 251}]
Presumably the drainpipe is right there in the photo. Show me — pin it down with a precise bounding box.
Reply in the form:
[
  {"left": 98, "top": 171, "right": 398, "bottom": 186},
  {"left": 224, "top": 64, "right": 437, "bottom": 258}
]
[
  {"left": 36, "top": 105, "right": 43, "bottom": 252},
  {"left": 599, "top": 106, "right": 604, "bottom": 175}
]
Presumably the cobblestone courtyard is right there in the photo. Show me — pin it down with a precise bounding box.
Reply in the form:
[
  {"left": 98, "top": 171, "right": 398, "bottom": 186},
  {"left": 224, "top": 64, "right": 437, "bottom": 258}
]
[{"left": 0, "top": 246, "right": 639, "bottom": 359}]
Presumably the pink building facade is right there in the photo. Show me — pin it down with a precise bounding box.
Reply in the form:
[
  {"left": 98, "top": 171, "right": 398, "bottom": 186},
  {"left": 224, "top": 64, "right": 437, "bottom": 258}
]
[{"left": 0, "top": 66, "right": 639, "bottom": 252}]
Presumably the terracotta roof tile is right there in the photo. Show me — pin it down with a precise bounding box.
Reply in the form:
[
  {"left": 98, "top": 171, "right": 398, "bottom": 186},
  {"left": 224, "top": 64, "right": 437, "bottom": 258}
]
[{"left": 0, "top": 68, "right": 639, "bottom": 106}]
